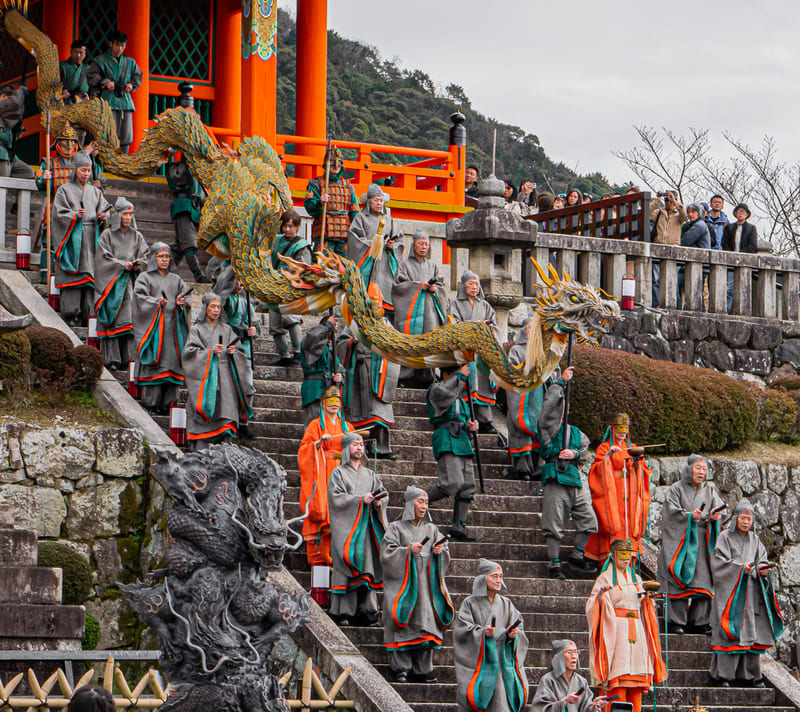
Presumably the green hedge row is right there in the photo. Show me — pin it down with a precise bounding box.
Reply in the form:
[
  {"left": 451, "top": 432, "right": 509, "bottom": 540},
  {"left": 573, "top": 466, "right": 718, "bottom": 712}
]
[{"left": 570, "top": 345, "right": 756, "bottom": 453}]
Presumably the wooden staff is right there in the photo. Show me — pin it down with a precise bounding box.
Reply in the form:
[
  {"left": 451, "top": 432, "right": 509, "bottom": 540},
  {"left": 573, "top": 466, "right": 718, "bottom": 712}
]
[
  {"left": 45, "top": 107, "right": 51, "bottom": 290},
  {"left": 319, "top": 136, "right": 333, "bottom": 251}
]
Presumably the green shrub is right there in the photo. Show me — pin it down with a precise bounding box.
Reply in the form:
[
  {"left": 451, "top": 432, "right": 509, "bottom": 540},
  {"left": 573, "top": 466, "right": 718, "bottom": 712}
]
[
  {"left": 37, "top": 542, "right": 93, "bottom": 605},
  {"left": 570, "top": 345, "right": 756, "bottom": 453},
  {"left": 751, "top": 387, "right": 798, "bottom": 443},
  {"left": 0, "top": 330, "right": 30, "bottom": 394},
  {"left": 70, "top": 345, "right": 104, "bottom": 390},
  {"left": 81, "top": 613, "right": 100, "bottom": 650},
  {"left": 25, "top": 326, "right": 73, "bottom": 378},
  {"left": 771, "top": 376, "right": 800, "bottom": 391}
]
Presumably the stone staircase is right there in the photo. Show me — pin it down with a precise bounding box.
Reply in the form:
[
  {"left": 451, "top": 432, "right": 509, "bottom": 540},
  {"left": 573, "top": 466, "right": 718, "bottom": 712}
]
[{"left": 48, "top": 179, "right": 793, "bottom": 712}]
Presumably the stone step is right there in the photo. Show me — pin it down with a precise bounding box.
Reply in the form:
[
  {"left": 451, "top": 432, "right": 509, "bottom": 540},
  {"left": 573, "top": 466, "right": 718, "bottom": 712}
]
[
  {"left": 0, "top": 566, "right": 62, "bottom": 605},
  {"left": 0, "top": 529, "right": 37, "bottom": 566},
  {"left": 0, "top": 603, "right": 84, "bottom": 639},
  {"left": 252, "top": 398, "right": 428, "bottom": 417},
  {"left": 409, "top": 705, "right": 788, "bottom": 712}
]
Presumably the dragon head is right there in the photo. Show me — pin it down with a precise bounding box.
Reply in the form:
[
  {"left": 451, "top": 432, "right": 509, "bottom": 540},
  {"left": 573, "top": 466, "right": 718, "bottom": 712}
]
[{"left": 530, "top": 260, "right": 621, "bottom": 345}]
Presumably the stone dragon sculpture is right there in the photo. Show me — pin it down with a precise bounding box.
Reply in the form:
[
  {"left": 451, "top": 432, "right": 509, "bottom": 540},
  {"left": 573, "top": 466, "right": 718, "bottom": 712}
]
[
  {"left": 2, "top": 4, "right": 620, "bottom": 391},
  {"left": 120, "top": 445, "right": 309, "bottom": 712}
]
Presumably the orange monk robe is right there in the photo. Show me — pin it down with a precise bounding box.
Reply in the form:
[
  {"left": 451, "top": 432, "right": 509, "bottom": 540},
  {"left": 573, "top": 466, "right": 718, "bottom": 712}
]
[
  {"left": 297, "top": 412, "right": 351, "bottom": 565},
  {"left": 584, "top": 440, "right": 652, "bottom": 563}
]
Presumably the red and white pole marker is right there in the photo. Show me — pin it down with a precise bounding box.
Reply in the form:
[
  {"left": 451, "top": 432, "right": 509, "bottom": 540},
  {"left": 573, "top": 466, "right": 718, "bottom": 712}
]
[
  {"left": 48, "top": 275, "right": 60, "bottom": 311},
  {"left": 15, "top": 230, "right": 30, "bottom": 269},
  {"left": 621, "top": 275, "right": 635, "bottom": 310},
  {"left": 169, "top": 402, "right": 187, "bottom": 445},
  {"left": 310, "top": 565, "right": 330, "bottom": 608},
  {"left": 128, "top": 359, "right": 141, "bottom": 398},
  {"left": 87, "top": 317, "right": 100, "bottom": 350}
]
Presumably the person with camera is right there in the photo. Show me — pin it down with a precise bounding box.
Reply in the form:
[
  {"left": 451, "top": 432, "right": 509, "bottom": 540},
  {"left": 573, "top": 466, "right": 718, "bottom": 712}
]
[
  {"left": 649, "top": 190, "right": 687, "bottom": 305},
  {"left": 87, "top": 29, "right": 143, "bottom": 154}
]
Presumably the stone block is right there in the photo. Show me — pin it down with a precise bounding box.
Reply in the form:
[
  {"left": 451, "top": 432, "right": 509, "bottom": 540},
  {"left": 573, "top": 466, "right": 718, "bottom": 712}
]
[
  {"left": 599, "top": 335, "right": 634, "bottom": 353},
  {"left": 613, "top": 312, "right": 641, "bottom": 340},
  {"left": 695, "top": 341, "right": 734, "bottom": 371},
  {"left": 20, "top": 427, "right": 96, "bottom": 482},
  {"left": 734, "top": 349, "right": 772, "bottom": 376},
  {"left": 640, "top": 312, "right": 658, "bottom": 334},
  {"left": 717, "top": 319, "right": 752, "bottom": 348},
  {"left": 0, "top": 484, "right": 66, "bottom": 538},
  {"left": 0, "top": 528, "right": 37, "bottom": 566},
  {"left": 685, "top": 316, "right": 712, "bottom": 341},
  {"left": 764, "top": 464, "right": 788, "bottom": 494},
  {"left": 76, "top": 473, "right": 104, "bottom": 489},
  {"left": 782, "top": 489, "right": 800, "bottom": 542},
  {"left": 652, "top": 485, "right": 669, "bottom": 504},
  {"left": 767, "top": 363, "right": 797, "bottom": 385},
  {"left": 715, "top": 460, "right": 760, "bottom": 494},
  {"left": 751, "top": 324, "right": 782, "bottom": 351},
  {"left": 84, "top": 598, "right": 129, "bottom": 649},
  {"left": 0, "top": 425, "right": 8, "bottom": 470},
  {"left": 94, "top": 429, "right": 144, "bottom": 477},
  {"left": 656, "top": 457, "right": 685, "bottom": 486},
  {"left": 92, "top": 538, "right": 123, "bottom": 588},
  {"left": 0, "top": 566, "right": 62, "bottom": 604},
  {"left": 751, "top": 490, "right": 780, "bottom": 526},
  {"left": 0, "top": 603, "right": 84, "bottom": 639},
  {"left": 66, "top": 480, "right": 142, "bottom": 539},
  {"left": 0, "top": 470, "right": 25, "bottom": 484},
  {"left": 632, "top": 334, "right": 671, "bottom": 361},
  {"left": 779, "top": 545, "right": 800, "bottom": 586},
  {"left": 774, "top": 339, "right": 800, "bottom": 368},
  {"left": 648, "top": 500, "right": 663, "bottom": 543},
  {"left": 659, "top": 313, "right": 684, "bottom": 340},
  {"left": 671, "top": 339, "right": 694, "bottom": 364},
  {"left": 57, "top": 479, "right": 74, "bottom": 494}
]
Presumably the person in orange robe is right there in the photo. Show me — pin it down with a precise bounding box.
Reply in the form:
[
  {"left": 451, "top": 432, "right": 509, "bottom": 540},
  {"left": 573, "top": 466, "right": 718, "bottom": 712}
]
[
  {"left": 298, "top": 385, "right": 352, "bottom": 566},
  {"left": 585, "top": 413, "right": 652, "bottom": 564},
  {"left": 586, "top": 538, "right": 667, "bottom": 712}
]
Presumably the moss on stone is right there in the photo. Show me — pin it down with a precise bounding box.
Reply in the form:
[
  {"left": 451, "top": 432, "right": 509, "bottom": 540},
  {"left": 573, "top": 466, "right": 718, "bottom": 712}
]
[
  {"left": 117, "top": 482, "right": 143, "bottom": 535},
  {"left": 38, "top": 542, "right": 92, "bottom": 605},
  {"left": 81, "top": 613, "right": 101, "bottom": 650},
  {"left": 116, "top": 536, "right": 141, "bottom": 584},
  {"left": 117, "top": 600, "right": 147, "bottom": 648}
]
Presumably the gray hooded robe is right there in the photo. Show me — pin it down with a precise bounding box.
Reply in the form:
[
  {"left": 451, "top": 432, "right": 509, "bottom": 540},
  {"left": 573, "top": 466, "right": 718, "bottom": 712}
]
[
  {"left": 328, "top": 432, "right": 389, "bottom": 617},
  {"left": 454, "top": 559, "right": 529, "bottom": 712},
  {"left": 182, "top": 292, "right": 252, "bottom": 445},
  {"left": 531, "top": 640, "right": 595, "bottom": 712}
]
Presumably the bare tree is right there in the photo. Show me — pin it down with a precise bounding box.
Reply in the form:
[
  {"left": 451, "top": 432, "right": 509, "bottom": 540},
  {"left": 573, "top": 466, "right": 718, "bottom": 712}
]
[{"left": 612, "top": 126, "right": 710, "bottom": 204}]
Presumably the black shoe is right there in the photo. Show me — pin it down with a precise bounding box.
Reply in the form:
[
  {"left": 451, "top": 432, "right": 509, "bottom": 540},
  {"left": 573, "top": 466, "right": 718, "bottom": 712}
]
[
  {"left": 107, "top": 361, "right": 121, "bottom": 372},
  {"left": 361, "top": 611, "right": 381, "bottom": 627},
  {"left": 548, "top": 564, "right": 566, "bottom": 580},
  {"left": 710, "top": 676, "right": 730, "bottom": 687},
  {"left": 449, "top": 528, "right": 477, "bottom": 542},
  {"left": 334, "top": 616, "right": 352, "bottom": 627},
  {"left": 238, "top": 424, "right": 254, "bottom": 439},
  {"left": 477, "top": 421, "right": 497, "bottom": 434},
  {"left": 193, "top": 272, "right": 212, "bottom": 284},
  {"left": 566, "top": 556, "right": 598, "bottom": 574},
  {"left": 397, "top": 379, "right": 415, "bottom": 389},
  {"left": 376, "top": 451, "right": 397, "bottom": 460},
  {"left": 275, "top": 355, "right": 295, "bottom": 366},
  {"left": 393, "top": 671, "right": 408, "bottom": 683},
  {"left": 691, "top": 623, "right": 712, "bottom": 636},
  {"left": 667, "top": 623, "right": 686, "bottom": 634},
  {"left": 409, "top": 672, "right": 437, "bottom": 684},
  {"left": 752, "top": 678, "right": 766, "bottom": 688}
]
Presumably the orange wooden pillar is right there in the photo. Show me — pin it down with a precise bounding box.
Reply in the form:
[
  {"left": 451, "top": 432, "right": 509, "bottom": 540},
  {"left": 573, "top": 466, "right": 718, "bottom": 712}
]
[
  {"left": 212, "top": 0, "right": 242, "bottom": 136},
  {"left": 241, "top": 56, "right": 275, "bottom": 145},
  {"left": 40, "top": 0, "right": 76, "bottom": 155},
  {"left": 117, "top": 0, "right": 150, "bottom": 153},
  {"left": 295, "top": 0, "right": 327, "bottom": 179}
]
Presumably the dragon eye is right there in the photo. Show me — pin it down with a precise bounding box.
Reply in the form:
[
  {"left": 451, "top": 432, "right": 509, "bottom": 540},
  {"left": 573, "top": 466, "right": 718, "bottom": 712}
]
[{"left": 569, "top": 295, "right": 580, "bottom": 304}]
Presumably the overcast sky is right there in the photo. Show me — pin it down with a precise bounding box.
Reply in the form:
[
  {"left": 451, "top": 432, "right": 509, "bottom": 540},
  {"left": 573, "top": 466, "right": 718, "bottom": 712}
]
[{"left": 279, "top": 0, "right": 798, "bottom": 194}]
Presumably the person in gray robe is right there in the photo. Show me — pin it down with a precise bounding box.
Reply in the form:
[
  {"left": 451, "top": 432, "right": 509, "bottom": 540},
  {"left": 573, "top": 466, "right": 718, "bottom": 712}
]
[
  {"left": 531, "top": 640, "right": 609, "bottom": 712},
  {"left": 51, "top": 151, "right": 111, "bottom": 326},
  {"left": 182, "top": 292, "right": 253, "bottom": 449},
  {"left": 94, "top": 197, "right": 149, "bottom": 369},
  {"left": 348, "top": 184, "right": 404, "bottom": 321},
  {"left": 270, "top": 210, "right": 311, "bottom": 365},
  {"left": 448, "top": 270, "right": 499, "bottom": 433},
  {"left": 337, "top": 326, "right": 399, "bottom": 459},
  {"left": 392, "top": 229, "right": 447, "bottom": 387},
  {"left": 300, "top": 315, "right": 343, "bottom": 425},
  {"left": 381, "top": 486, "right": 453, "bottom": 683},
  {"left": 328, "top": 432, "right": 389, "bottom": 626},
  {"left": 132, "top": 243, "right": 190, "bottom": 413},
  {"left": 708, "top": 499, "right": 784, "bottom": 687},
  {"left": 656, "top": 454, "right": 724, "bottom": 635},
  {"left": 454, "top": 559, "right": 529, "bottom": 712}
]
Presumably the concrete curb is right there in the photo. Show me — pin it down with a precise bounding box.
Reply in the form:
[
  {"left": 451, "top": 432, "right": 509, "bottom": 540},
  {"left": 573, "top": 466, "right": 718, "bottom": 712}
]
[{"left": 271, "top": 568, "right": 414, "bottom": 712}]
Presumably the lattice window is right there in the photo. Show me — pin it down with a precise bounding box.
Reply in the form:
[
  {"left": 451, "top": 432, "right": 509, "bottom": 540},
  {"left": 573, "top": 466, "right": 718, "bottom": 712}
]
[
  {"left": 0, "top": 1, "right": 42, "bottom": 85},
  {"left": 78, "top": 0, "right": 118, "bottom": 62},
  {"left": 150, "top": 0, "right": 211, "bottom": 80}
]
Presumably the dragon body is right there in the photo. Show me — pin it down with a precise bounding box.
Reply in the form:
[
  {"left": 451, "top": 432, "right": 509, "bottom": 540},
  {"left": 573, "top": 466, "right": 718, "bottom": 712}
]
[{"left": 4, "top": 6, "right": 621, "bottom": 391}]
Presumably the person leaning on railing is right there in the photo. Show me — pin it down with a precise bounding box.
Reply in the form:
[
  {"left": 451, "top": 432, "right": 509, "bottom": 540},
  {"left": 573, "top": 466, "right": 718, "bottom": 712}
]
[{"left": 650, "top": 190, "right": 687, "bottom": 306}]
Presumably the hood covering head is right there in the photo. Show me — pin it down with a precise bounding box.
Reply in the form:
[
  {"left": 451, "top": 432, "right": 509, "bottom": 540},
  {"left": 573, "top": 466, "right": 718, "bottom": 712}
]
[
  {"left": 205, "top": 256, "right": 228, "bottom": 284},
  {"left": 340, "top": 431, "right": 364, "bottom": 467},
  {"left": 360, "top": 182, "right": 390, "bottom": 209},
  {"left": 68, "top": 150, "right": 92, "bottom": 183},
  {"left": 456, "top": 269, "right": 484, "bottom": 300},
  {"left": 147, "top": 241, "right": 175, "bottom": 272},
  {"left": 681, "top": 454, "right": 707, "bottom": 483},
  {"left": 550, "top": 639, "right": 578, "bottom": 678},
  {"left": 402, "top": 485, "right": 428, "bottom": 521},
  {"left": 687, "top": 202, "right": 706, "bottom": 220},
  {"left": 110, "top": 196, "right": 138, "bottom": 231},
  {"left": 730, "top": 498, "right": 756, "bottom": 532},
  {"left": 198, "top": 291, "right": 222, "bottom": 324},
  {"left": 412, "top": 228, "right": 429, "bottom": 243},
  {"left": 472, "top": 558, "right": 506, "bottom": 596}
]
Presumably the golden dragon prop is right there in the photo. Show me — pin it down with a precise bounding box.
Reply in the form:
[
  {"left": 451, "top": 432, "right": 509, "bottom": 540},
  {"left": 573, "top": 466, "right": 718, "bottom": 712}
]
[{"left": 2, "top": 5, "right": 621, "bottom": 391}]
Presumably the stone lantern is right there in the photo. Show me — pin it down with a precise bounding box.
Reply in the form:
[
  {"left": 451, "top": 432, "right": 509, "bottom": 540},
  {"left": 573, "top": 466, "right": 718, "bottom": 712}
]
[{"left": 445, "top": 175, "right": 536, "bottom": 340}]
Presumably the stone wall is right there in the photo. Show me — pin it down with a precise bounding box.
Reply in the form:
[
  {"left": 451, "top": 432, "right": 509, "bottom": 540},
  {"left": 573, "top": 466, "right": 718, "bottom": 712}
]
[
  {"left": 646, "top": 455, "right": 800, "bottom": 666},
  {"left": 0, "top": 421, "right": 150, "bottom": 650}
]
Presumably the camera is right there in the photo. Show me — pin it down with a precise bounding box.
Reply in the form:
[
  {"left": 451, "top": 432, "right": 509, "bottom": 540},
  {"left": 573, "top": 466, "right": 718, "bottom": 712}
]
[{"left": 114, "top": 84, "right": 127, "bottom": 99}]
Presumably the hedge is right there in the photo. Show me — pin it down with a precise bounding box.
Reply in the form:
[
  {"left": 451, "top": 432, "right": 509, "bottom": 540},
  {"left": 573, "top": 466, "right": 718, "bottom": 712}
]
[{"left": 570, "top": 345, "right": 756, "bottom": 453}]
